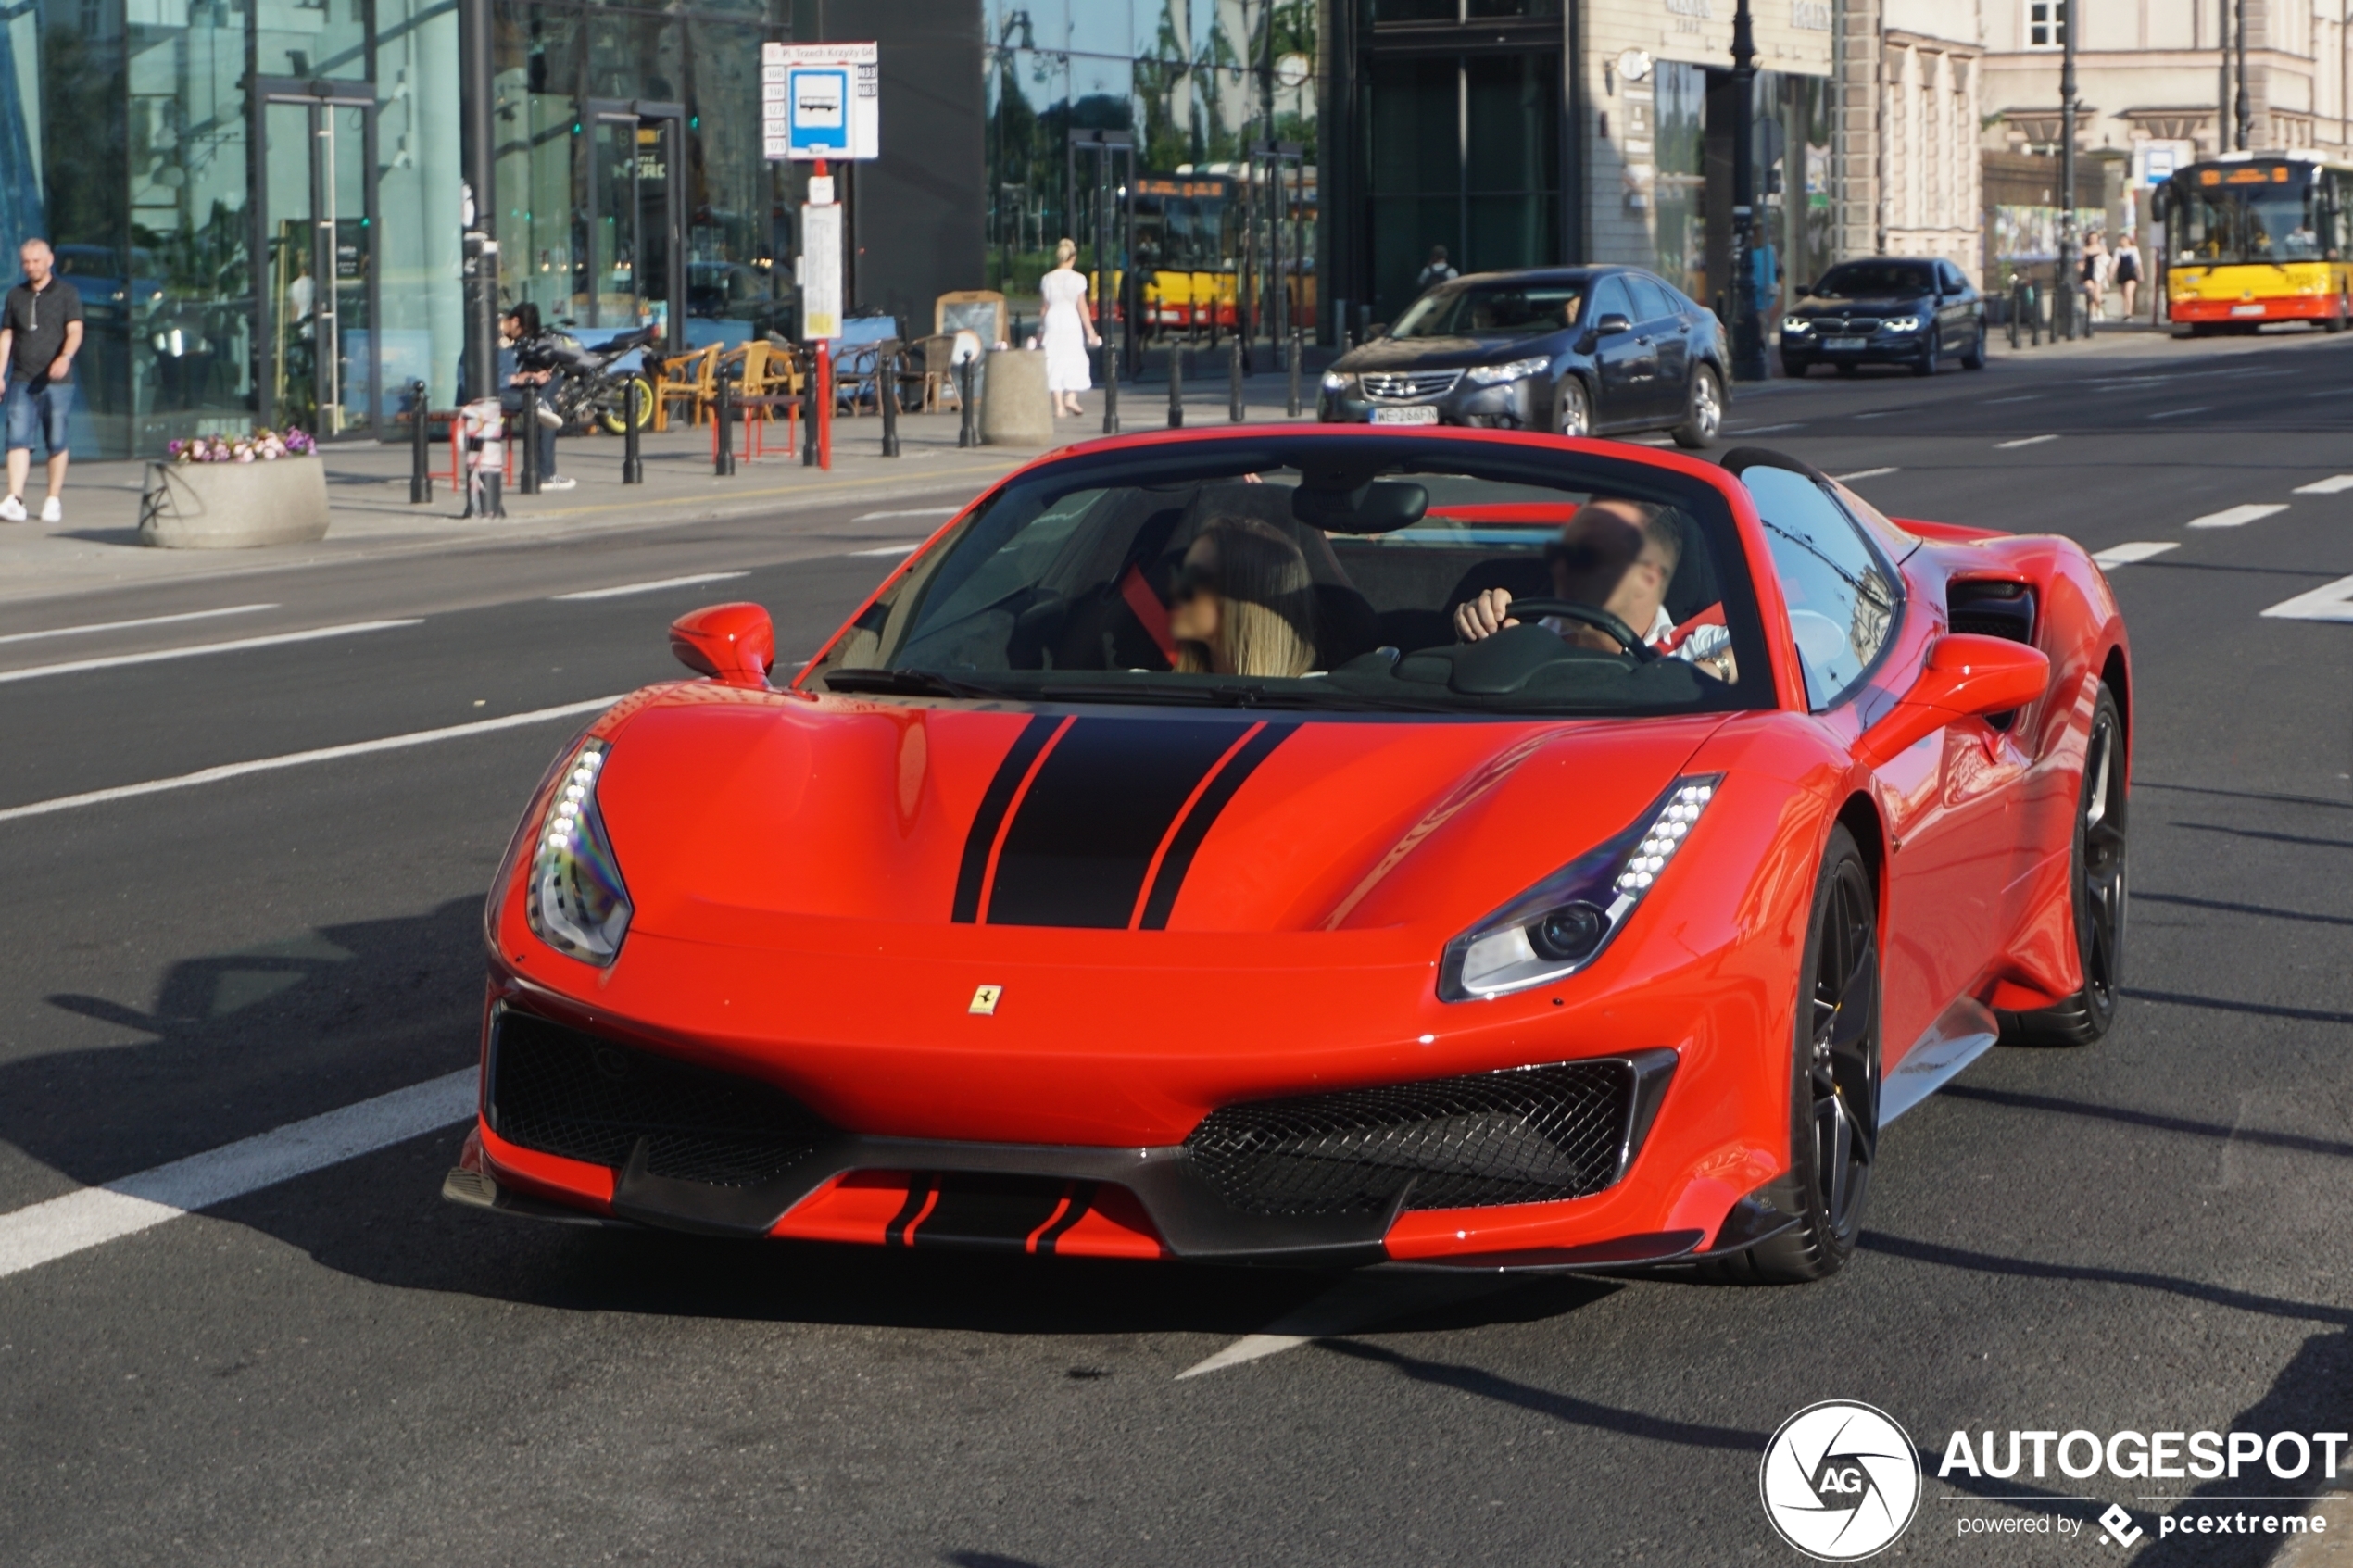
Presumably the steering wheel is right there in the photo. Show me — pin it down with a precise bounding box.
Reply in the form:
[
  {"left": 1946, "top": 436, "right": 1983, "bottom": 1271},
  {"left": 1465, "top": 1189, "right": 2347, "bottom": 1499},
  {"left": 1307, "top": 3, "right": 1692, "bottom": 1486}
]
[{"left": 1494, "top": 597, "right": 1657, "bottom": 661}]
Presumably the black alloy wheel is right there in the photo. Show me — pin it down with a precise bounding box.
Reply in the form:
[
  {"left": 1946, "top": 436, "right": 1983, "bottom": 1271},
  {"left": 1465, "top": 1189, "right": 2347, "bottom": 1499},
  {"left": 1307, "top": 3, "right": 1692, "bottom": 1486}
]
[
  {"left": 1959, "top": 325, "right": 1987, "bottom": 370},
  {"left": 1670, "top": 365, "right": 1723, "bottom": 448},
  {"left": 1554, "top": 375, "right": 1592, "bottom": 437},
  {"left": 1710, "top": 824, "right": 1881, "bottom": 1284},
  {"left": 2001, "top": 686, "right": 2128, "bottom": 1047},
  {"left": 1782, "top": 355, "right": 1813, "bottom": 377},
  {"left": 1910, "top": 333, "right": 1939, "bottom": 376}
]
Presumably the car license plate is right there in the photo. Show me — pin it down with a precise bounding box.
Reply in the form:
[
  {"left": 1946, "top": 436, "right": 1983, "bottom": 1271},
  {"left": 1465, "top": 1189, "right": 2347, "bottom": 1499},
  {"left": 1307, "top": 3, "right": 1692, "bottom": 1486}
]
[
  {"left": 2231, "top": 303, "right": 2265, "bottom": 317},
  {"left": 1825, "top": 335, "right": 1868, "bottom": 350},
  {"left": 1370, "top": 406, "right": 1440, "bottom": 425}
]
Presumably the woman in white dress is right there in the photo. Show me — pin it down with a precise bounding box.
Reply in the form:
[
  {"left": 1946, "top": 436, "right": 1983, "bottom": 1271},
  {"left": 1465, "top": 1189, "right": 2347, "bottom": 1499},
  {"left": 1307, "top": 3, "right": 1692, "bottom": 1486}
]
[{"left": 1038, "top": 237, "right": 1101, "bottom": 417}]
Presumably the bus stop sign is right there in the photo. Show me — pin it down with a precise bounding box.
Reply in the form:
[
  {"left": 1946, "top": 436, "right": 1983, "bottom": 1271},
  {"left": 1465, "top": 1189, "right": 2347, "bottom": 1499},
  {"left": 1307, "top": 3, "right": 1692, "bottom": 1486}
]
[{"left": 763, "top": 42, "right": 878, "bottom": 161}]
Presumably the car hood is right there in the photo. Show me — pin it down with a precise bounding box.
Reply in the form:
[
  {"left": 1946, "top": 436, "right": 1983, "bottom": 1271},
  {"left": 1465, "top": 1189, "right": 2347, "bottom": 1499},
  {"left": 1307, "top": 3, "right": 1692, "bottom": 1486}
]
[
  {"left": 589, "top": 690, "right": 1727, "bottom": 947},
  {"left": 1790, "top": 294, "right": 1932, "bottom": 317},
  {"left": 1335, "top": 335, "right": 1566, "bottom": 374}
]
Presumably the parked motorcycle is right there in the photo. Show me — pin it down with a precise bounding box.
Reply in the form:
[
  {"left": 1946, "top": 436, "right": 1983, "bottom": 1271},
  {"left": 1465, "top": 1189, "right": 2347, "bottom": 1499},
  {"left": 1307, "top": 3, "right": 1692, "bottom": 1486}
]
[{"left": 520, "top": 325, "right": 659, "bottom": 435}]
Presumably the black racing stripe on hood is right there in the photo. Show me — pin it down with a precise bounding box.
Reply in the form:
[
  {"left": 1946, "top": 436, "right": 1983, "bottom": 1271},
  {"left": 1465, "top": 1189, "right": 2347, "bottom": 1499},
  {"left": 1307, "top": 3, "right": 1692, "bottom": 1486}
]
[
  {"left": 983, "top": 717, "right": 1258, "bottom": 928},
  {"left": 1137, "top": 721, "right": 1298, "bottom": 930},
  {"left": 951, "top": 713, "right": 1063, "bottom": 923}
]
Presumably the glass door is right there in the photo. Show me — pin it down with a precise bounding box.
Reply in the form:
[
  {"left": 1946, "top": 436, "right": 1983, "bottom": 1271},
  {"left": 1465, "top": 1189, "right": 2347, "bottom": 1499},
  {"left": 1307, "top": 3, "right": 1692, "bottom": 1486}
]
[
  {"left": 254, "top": 82, "right": 379, "bottom": 437},
  {"left": 584, "top": 100, "right": 686, "bottom": 350}
]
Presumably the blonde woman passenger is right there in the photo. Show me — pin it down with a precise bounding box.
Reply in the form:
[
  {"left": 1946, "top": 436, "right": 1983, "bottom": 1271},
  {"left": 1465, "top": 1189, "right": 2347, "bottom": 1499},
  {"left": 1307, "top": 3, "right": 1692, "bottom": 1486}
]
[
  {"left": 1038, "top": 238, "right": 1101, "bottom": 418},
  {"left": 1168, "top": 515, "right": 1317, "bottom": 679}
]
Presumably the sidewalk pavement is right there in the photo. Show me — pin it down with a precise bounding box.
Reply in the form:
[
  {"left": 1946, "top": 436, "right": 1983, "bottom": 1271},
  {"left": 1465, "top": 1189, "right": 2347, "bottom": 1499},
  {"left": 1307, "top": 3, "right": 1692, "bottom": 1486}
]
[{"left": 0, "top": 376, "right": 1322, "bottom": 608}]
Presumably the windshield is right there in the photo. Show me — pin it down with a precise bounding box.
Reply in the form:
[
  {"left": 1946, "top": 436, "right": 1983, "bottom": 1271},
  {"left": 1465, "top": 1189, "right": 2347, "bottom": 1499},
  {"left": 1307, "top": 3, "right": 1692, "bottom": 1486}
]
[
  {"left": 2169, "top": 166, "right": 2335, "bottom": 263},
  {"left": 1389, "top": 282, "right": 1590, "bottom": 339},
  {"left": 803, "top": 436, "right": 1774, "bottom": 719},
  {"left": 1813, "top": 261, "right": 1935, "bottom": 296}
]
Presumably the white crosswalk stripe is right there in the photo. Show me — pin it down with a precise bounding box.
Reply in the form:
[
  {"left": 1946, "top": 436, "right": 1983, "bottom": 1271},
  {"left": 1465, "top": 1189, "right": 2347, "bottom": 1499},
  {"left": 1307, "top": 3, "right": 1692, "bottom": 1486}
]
[
  {"left": 2187, "top": 504, "right": 2288, "bottom": 529},
  {"left": 2092, "top": 542, "right": 2179, "bottom": 566},
  {"left": 2262, "top": 575, "right": 2353, "bottom": 622}
]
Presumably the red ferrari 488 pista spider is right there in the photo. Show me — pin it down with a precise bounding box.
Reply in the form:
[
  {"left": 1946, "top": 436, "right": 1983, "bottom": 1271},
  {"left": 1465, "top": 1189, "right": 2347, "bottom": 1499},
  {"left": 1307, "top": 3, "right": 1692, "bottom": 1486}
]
[{"left": 447, "top": 428, "right": 2130, "bottom": 1282}]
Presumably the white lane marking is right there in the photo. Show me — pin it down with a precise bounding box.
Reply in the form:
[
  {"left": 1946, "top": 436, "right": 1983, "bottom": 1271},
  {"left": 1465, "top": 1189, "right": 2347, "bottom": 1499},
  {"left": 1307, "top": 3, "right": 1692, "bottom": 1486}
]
[
  {"left": 1851, "top": 410, "right": 1906, "bottom": 420},
  {"left": 1176, "top": 1273, "right": 1515, "bottom": 1380},
  {"left": 0, "top": 603, "right": 278, "bottom": 647},
  {"left": 2293, "top": 474, "right": 2353, "bottom": 494},
  {"left": 2147, "top": 406, "right": 2213, "bottom": 420},
  {"left": 1982, "top": 395, "right": 2043, "bottom": 404},
  {"left": 2262, "top": 574, "right": 2353, "bottom": 621},
  {"left": 0, "top": 620, "right": 422, "bottom": 684},
  {"left": 1729, "top": 422, "right": 1804, "bottom": 434},
  {"left": 847, "top": 543, "right": 922, "bottom": 558},
  {"left": 2305, "top": 388, "right": 2347, "bottom": 398},
  {"left": 1833, "top": 467, "right": 1899, "bottom": 482},
  {"left": 850, "top": 507, "right": 959, "bottom": 522},
  {"left": 2187, "top": 503, "right": 2288, "bottom": 529},
  {"left": 1995, "top": 434, "right": 2058, "bottom": 448},
  {"left": 0, "top": 696, "right": 621, "bottom": 827},
  {"left": 0, "top": 1071, "right": 476, "bottom": 1281},
  {"left": 2092, "top": 541, "right": 2181, "bottom": 566},
  {"left": 553, "top": 571, "right": 749, "bottom": 602}
]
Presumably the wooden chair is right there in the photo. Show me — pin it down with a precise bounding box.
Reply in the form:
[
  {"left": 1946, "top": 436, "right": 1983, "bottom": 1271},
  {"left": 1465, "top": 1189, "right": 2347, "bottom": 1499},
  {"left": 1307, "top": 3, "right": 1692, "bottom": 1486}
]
[
  {"left": 651, "top": 344, "right": 719, "bottom": 432},
  {"left": 902, "top": 333, "right": 962, "bottom": 412}
]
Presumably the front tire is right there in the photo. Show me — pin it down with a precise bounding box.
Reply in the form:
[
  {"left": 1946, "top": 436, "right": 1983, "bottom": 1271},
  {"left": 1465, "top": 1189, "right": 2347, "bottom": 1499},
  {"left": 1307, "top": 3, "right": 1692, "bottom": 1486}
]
[
  {"left": 1910, "top": 335, "right": 1939, "bottom": 377},
  {"left": 2000, "top": 686, "right": 2128, "bottom": 1047},
  {"left": 1959, "top": 326, "right": 1986, "bottom": 370},
  {"left": 1712, "top": 825, "right": 1881, "bottom": 1284},
  {"left": 598, "top": 374, "right": 656, "bottom": 435},
  {"left": 1781, "top": 355, "right": 1813, "bottom": 378},
  {"left": 1670, "top": 365, "right": 1722, "bottom": 448},
  {"left": 1554, "top": 375, "right": 1592, "bottom": 437}
]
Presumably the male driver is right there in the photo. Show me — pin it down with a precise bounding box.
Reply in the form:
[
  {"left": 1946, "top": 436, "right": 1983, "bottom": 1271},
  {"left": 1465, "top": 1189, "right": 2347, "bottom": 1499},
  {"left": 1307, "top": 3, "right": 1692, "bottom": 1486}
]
[
  {"left": 0, "top": 239, "right": 83, "bottom": 523},
  {"left": 1453, "top": 497, "right": 1734, "bottom": 679}
]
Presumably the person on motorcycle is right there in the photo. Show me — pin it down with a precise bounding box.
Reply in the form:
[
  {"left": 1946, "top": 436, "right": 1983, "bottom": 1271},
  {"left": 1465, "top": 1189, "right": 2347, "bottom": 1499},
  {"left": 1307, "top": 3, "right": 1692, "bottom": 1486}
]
[{"left": 500, "top": 303, "right": 573, "bottom": 491}]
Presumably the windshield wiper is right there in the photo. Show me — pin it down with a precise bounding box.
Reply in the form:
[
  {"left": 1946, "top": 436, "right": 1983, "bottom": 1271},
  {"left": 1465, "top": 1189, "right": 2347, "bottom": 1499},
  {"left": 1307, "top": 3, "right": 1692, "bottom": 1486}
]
[{"left": 821, "top": 668, "right": 1006, "bottom": 699}]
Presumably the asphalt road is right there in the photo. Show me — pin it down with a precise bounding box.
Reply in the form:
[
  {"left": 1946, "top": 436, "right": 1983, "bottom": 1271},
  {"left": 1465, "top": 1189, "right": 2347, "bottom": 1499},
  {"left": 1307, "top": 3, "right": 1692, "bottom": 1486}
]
[{"left": 3, "top": 331, "right": 2350, "bottom": 1567}]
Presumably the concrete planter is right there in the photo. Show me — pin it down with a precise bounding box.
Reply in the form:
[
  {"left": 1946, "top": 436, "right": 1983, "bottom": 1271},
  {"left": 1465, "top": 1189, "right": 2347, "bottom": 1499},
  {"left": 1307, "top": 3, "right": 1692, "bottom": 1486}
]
[
  {"left": 138, "top": 456, "right": 331, "bottom": 549},
  {"left": 979, "top": 346, "right": 1053, "bottom": 448}
]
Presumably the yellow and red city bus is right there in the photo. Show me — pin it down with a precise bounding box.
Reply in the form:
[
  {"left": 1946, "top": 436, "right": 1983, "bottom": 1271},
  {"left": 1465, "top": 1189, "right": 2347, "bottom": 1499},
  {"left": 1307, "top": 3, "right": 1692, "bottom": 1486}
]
[
  {"left": 2158, "top": 153, "right": 2353, "bottom": 332},
  {"left": 1131, "top": 175, "right": 1240, "bottom": 332}
]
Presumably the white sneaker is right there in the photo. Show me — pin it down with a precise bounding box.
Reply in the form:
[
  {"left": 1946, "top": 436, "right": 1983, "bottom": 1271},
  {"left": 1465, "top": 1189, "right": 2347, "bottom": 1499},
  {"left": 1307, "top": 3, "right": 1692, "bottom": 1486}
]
[
  {"left": 40, "top": 496, "right": 61, "bottom": 523},
  {"left": 0, "top": 495, "right": 23, "bottom": 522},
  {"left": 540, "top": 474, "right": 576, "bottom": 491},
  {"left": 535, "top": 404, "right": 563, "bottom": 430}
]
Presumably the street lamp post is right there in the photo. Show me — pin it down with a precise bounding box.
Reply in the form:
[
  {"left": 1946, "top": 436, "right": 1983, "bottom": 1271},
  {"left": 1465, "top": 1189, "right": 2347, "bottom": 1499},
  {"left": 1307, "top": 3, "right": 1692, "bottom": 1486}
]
[
  {"left": 2058, "top": 0, "right": 2079, "bottom": 338},
  {"left": 1729, "top": 0, "right": 1768, "bottom": 382},
  {"left": 2236, "top": 0, "right": 2253, "bottom": 149}
]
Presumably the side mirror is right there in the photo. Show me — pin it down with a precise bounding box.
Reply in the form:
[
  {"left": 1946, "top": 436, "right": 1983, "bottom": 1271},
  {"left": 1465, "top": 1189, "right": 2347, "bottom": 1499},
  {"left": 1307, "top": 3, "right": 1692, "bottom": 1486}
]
[
  {"left": 669, "top": 602, "right": 774, "bottom": 689},
  {"left": 1593, "top": 311, "right": 1634, "bottom": 335},
  {"left": 1856, "top": 633, "right": 2049, "bottom": 767}
]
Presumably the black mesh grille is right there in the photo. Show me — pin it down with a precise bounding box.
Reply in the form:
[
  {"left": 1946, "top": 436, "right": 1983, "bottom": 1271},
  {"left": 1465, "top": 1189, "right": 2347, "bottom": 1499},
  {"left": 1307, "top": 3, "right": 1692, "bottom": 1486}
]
[
  {"left": 490, "top": 1012, "right": 834, "bottom": 1187},
  {"left": 1184, "top": 1061, "right": 1636, "bottom": 1216},
  {"left": 1948, "top": 582, "right": 2036, "bottom": 644}
]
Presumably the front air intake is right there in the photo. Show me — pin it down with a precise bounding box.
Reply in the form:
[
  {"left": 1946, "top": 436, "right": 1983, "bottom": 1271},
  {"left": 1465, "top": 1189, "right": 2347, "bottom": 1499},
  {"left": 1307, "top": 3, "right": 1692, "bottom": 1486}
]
[
  {"left": 488, "top": 1011, "right": 835, "bottom": 1188},
  {"left": 1184, "top": 1058, "right": 1662, "bottom": 1217}
]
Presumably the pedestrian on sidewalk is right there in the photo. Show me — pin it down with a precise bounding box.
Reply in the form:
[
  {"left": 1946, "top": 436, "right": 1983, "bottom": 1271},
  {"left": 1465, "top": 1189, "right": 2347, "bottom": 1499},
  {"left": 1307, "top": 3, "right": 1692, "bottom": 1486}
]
[
  {"left": 0, "top": 238, "right": 83, "bottom": 524},
  {"left": 2113, "top": 232, "right": 2142, "bottom": 320},
  {"left": 2081, "top": 232, "right": 2109, "bottom": 322},
  {"left": 1416, "top": 246, "right": 1457, "bottom": 294},
  {"left": 1039, "top": 238, "right": 1100, "bottom": 420},
  {"left": 499, "top": 302, "right": 573, "bottom": 490}
]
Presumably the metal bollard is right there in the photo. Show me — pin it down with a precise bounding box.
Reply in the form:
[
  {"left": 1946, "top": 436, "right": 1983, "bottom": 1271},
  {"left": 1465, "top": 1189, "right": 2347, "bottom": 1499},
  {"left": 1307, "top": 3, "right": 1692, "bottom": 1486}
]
[
  {"left": 1101, "top": 339, "right": 1120, "bottom": 434},
  {"left": 1228, "top": 335, "right": 1244, "bottom": 422},
  {"left": 1167, "top": 345, "right": 1184, "bottom": 429},
  {"left": 880, "top": 349, "right": 900, "bottom": 458},
  {"left": 518, "top": 384, "right": 541, "bottom": 495},
  {"left": 957, "top": 358, "right": 978, "bottom": 447},
  {"left": 622, "top": 378, "right": 643, "bottom": 483},
  {"left": 409, "top": 380, "right": 431, "bottom": 503},
  {"left": 804, "top": 356, "right": 821, "bottom": 466},
  {"left": 713, "top": 366, "right": 735, "bottom": 476},
  {"left": 1287, "top": 329, "right": 1302, "bottom": 418},
  {"left": 2008, "top": 281, "right": 2022, "bottom": 350}
]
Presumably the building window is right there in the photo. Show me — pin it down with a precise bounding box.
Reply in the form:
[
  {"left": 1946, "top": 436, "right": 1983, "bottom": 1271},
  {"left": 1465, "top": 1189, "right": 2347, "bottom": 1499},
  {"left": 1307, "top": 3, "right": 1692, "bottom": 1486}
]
[{"left": 2025, "top": 0, "right": 2065, "bottom": 49}]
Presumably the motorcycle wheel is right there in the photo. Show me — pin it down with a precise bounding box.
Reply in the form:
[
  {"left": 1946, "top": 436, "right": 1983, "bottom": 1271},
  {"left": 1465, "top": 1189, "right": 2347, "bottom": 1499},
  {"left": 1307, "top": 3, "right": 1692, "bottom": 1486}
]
[{"left": 598, "top": 374, "right": 656, "bottom": 435}]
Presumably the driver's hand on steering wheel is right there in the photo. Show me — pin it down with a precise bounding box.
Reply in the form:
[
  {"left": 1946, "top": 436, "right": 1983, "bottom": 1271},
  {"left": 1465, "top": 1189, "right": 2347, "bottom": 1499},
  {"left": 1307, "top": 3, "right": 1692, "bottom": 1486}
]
[{"left": 1454, "top": 587, "right": 1520, "bottom": 643}]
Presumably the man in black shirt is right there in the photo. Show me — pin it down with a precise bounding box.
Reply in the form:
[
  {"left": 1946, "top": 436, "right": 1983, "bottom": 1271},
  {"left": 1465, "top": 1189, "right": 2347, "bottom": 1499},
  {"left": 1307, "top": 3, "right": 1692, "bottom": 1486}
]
[{"left": 0, "top": 238, "right": 85, "bottom": 524}]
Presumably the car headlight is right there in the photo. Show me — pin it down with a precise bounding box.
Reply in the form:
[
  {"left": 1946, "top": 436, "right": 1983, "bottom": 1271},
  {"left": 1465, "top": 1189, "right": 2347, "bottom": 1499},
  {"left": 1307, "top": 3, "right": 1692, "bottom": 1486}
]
[
  {"left": 1440, "top": 776, "right": 1720, "bottom": 1001},
  {"left": 525, "top": 739, "right": 633, "bottom": 965},
  {"left": 1781, "top": 317, "right": 1813, "bottom": 334},
  {"left": 1465, "top": 355, "right": 1553, "bottom": 386},
  {"left": 1321, "top": 370, "right": 1352, "bottom": 393},
  {"left": 1879, "top": 316, "right": 1922, "bottom": 333}
]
